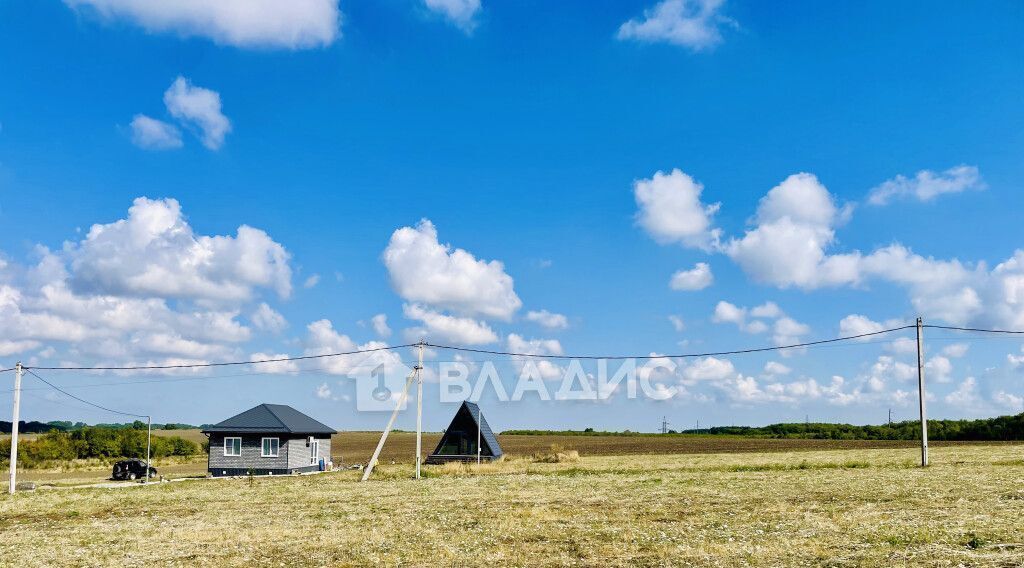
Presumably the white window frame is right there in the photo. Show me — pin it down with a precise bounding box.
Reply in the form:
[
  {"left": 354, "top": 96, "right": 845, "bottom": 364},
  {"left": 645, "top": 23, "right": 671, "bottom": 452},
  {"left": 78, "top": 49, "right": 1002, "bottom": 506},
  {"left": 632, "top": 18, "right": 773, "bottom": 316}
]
[
  {"left": 261, "top": 437, "right": 280, "bottom": 458},
  {"left": 223, "top": 437, "right": 241, "bottom": 457}
]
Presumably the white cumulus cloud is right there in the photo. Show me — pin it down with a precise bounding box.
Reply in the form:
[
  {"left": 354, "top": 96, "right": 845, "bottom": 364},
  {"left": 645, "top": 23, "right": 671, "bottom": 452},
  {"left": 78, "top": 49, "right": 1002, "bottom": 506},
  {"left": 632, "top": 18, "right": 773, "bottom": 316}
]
[
  {"left": 250, "top": 302, "right": 287, "bottom": 333},
  {"left": 525, "top": 309, "right": 569, "bottom": 330},
  {"left": 725, "top": 173, "right": 857, "bottom": 289},
  {"left": 402, "top": 303, "right": 497, "bottom": 345},
  {"left": 68, "top": 197, "right": 291, "bottom": 302},
  {"left": 250, "top": 352, "right": 299, "bottom": 374},
  {"left": 383, "top": 219, "right": 521, "bottom": 320},
  {"left": 304, "top": 319, "right": 404, "bottom": 376},
  {"left": 944, "top": 376, "right": 982, "bottom": 409},
  {"left": 507, "top": 333, "right": 564, "bottom": 380},
  {"left": 617, "top": 0, "right": 732, "bottom": 51},
  {"left": 668, "top": 315, "right": 685, "bottom": 332},
  {"left": 670, "top": 262, "right": 713, "bottom": 291},
  {"left": 868, "top": 165, "right": 984, "bottom": 206},
  {"left": 711, "top": 300, "right": 801, "bottom": 342},
  {"left": 371, "top": 313, "right": 391, "bottom": 338},
  {"left": 65, "top": 0, "right": 341, "bottom": 49},
  {"left": 423, "top": 0, "right": 481, "bottom": 32},
  {"left": 678, "top": 356, "right": 735, "bottom": 383},
  {"left": 163, "top": 77, "right": 231, "bottom": 150},
  {"left": 0, "top": 199, "right": 294, "bottom": 369},
  {"left": 633, "top": 169, "right": 721, "bottom": 250},
  {"left": 129, "top": 114, "right": 182, "bottom": 150},
  {"left": 994, "top": 390, "right": 1024, "bottom": 412}
]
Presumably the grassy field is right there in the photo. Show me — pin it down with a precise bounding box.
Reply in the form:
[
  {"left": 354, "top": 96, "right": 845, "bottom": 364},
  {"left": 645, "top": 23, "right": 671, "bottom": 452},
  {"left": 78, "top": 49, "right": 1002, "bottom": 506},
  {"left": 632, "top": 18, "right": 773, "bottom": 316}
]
[{"left": 1, "top": 444, "right": 1023, "bottom": 566}]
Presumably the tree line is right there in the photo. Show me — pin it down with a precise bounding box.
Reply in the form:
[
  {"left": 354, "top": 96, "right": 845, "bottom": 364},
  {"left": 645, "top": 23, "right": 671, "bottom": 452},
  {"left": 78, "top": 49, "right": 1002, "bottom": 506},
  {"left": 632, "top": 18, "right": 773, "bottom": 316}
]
[
  {"left": 0, "top": 427, "right": 201, "bottom": 468},
  {"left": 1, "top": 420, "right": 207, "bottom": 434},
  {"left": 503, "top": 412, "right": 1024, "bottom": 441}
]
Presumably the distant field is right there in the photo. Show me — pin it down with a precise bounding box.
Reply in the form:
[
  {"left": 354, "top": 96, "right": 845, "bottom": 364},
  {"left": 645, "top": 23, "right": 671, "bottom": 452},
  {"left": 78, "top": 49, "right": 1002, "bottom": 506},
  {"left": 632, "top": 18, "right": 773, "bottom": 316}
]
[
  {"left": 9, "top": 428, "right": 1015, "bottom": 464},
  {"left": 2, "top": 444, "right": 1023, "bottom": 566},
  {"left": 6, "top": 429, "right": 1011, "bottom": 486},
  {"left": 158, "top": 429, "right": 1005, "bottom": 466}
]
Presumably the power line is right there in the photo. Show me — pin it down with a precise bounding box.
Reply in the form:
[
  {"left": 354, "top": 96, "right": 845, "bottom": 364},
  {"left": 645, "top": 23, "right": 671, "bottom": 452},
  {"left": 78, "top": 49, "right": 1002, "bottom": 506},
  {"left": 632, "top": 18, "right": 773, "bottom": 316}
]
[
  {"left": 922, "top": 324, "right": 1024, "bottom": 335},
  {"left": 25, "top": 369, "right": 148, "bottom": 418},
  {"left": 24, "top": 343, "right": 419, "bottom": 371},
  {"left": 6, "top": 322, "right": 1024, "bottom": 374},
  {"left": 425, "top": 325, "right": 917, "bottom": 360}
]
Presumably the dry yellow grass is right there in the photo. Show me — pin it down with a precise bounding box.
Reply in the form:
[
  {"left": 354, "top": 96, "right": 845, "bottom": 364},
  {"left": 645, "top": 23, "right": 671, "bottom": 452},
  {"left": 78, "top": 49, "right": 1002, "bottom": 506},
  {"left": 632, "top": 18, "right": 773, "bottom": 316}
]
[
  {"left": 1, "top": 444, "right": 1023, "bottom": 566},
  {"left": 7, "top": 430, "right": 1014, "bottom": 486}
]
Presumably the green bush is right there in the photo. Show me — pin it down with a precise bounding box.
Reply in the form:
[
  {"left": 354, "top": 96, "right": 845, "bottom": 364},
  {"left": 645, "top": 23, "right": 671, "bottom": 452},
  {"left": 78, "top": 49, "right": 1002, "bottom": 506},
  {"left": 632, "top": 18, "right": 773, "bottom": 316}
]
[{"left": 0, "top": 427, "right": 200, "bottom": 468}]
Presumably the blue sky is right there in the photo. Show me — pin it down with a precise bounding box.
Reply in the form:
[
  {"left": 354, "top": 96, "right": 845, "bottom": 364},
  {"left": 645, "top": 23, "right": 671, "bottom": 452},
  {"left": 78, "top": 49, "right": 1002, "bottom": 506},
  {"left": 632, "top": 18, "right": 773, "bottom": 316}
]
[{"left": 1, "top": 0, "right": 1023, "bottom": 432}]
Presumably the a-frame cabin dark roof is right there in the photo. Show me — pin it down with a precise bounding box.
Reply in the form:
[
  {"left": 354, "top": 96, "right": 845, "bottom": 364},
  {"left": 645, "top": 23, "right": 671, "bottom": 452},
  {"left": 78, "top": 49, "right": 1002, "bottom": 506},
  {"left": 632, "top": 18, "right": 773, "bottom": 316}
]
[
  {"left": 428, "top": 401, "right": 503, "bottom": 461},
  {"left": 201, "top": 403, "right": 336, "bottom": 435}
]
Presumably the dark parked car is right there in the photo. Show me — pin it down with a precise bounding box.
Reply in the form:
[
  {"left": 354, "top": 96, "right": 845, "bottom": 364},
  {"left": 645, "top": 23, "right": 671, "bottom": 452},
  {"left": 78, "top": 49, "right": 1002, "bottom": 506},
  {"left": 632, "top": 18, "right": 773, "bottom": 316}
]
[{"left": 111, "top": 459, "right": 157, "bottom": 481}]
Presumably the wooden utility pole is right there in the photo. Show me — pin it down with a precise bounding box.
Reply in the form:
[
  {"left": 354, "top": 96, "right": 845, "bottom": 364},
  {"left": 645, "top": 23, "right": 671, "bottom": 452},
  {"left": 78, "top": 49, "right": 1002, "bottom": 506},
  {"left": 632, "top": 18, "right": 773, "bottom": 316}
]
[
  {"left": 8, "top": 362, "right": 22, "bottom": 494},
  {"left": 916, "top": 317, "right": 929, "bottom": 467}
]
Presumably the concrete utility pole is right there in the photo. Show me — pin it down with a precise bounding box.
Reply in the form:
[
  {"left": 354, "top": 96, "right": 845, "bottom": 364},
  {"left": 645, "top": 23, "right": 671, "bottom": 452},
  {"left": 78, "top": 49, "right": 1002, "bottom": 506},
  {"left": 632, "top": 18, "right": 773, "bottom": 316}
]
[
  {"left": 145, "top": 416, "right": 152, "bottom": 485},
  {"left": 8, "top": 362, "right": 22, "bottom": 494},
  {"left": 916, "top": 317, "right": 929, "bottom": 467},
  {"left": 362, "top": 367, "right": 417, "bottom": 482},
  {"left": 415, "top": 340, "right": 424, "bottom": 480}
]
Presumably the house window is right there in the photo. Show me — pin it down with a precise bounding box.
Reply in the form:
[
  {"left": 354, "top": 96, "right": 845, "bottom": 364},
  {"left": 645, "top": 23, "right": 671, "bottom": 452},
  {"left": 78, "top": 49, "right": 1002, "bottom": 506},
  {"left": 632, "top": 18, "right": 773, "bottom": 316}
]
[
  {"left": 261, "top": 437, "right": 280, "bottom": 457},
  {"left": 224, "top": 437, "right": 241, "bottom": 457}
]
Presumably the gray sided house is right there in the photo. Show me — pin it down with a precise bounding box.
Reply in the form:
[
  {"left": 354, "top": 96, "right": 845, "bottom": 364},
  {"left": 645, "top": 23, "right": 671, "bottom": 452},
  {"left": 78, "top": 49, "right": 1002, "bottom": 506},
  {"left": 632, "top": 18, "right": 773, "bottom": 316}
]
[
  {"left": 202, "top": 404, "right": 335, "bottom": 477},
  {"left": 425, "top": 401, "right": 503, "bottom": 464}
]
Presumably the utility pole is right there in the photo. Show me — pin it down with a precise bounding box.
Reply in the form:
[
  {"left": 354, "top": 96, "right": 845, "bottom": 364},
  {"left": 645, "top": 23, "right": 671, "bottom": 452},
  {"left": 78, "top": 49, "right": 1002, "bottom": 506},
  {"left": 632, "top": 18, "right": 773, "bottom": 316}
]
[
  {"left": 145, "top": 416, "right": 152, "bottom": 485},
  {"left": 916, "top": 317, "right": 929, "bottom": 467},
  {"left": 8, "top": 362, "right": 22, "bottom": 494},
  {"left": 888, "top": 408, "right": 892, "bottom": 426},
  {"left": 415, "top": 340, "right": 424, "bottom": 480},
  {"left": 476, "top": 410, "right": 481, "bottom": 465},
  {"left": 361, "top": 367, "right": 417, "bottom": 482}
]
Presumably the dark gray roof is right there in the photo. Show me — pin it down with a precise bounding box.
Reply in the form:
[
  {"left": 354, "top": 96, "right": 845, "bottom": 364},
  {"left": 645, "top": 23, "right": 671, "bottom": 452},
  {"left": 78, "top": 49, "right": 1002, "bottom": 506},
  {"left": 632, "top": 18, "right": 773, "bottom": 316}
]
[
  {"left": 201, "top": 404, "right": 336, "bottom": 435},
  {"left": 429, "top": 401, "right": 503, "bottom": 458},
  {"left": 464, "top": 401, "right": 502, "bottom": 457}
]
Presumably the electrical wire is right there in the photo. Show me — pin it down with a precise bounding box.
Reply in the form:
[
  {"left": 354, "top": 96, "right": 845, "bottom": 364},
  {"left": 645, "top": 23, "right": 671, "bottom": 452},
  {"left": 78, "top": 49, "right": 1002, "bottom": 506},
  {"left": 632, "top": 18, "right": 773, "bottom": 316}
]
[
  {"left": 425, "top": 325, "right": 917, "bottom": 360},
  {"left": 923, "top": 324, "right": 1024, "bottom": 335},
  {"left": 25, "top": 343, "right": 420, "bottom": 371},
  {"left": 5, "top": 322, "right": 1024, "bottom": 374},
  {"left": 25, "top": 369, "right": 148, "bottom": 418}
]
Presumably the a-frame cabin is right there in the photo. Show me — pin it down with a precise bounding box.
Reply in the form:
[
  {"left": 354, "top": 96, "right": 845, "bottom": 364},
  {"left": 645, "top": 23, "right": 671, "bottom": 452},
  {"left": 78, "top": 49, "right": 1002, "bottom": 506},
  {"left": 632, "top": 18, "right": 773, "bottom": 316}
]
[{"left": 425, "top": 401, "right": 503, "bottom": 464}]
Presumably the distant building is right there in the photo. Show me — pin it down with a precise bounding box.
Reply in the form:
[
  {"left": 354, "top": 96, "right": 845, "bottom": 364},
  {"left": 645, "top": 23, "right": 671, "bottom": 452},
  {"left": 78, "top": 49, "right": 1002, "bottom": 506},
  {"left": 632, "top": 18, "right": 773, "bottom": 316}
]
[
  {"left": 201, "top": 403, "right": 335, "bottom": 477},
  {"left": 425, "top": 401, "right": 503, "bottom": 464}
]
